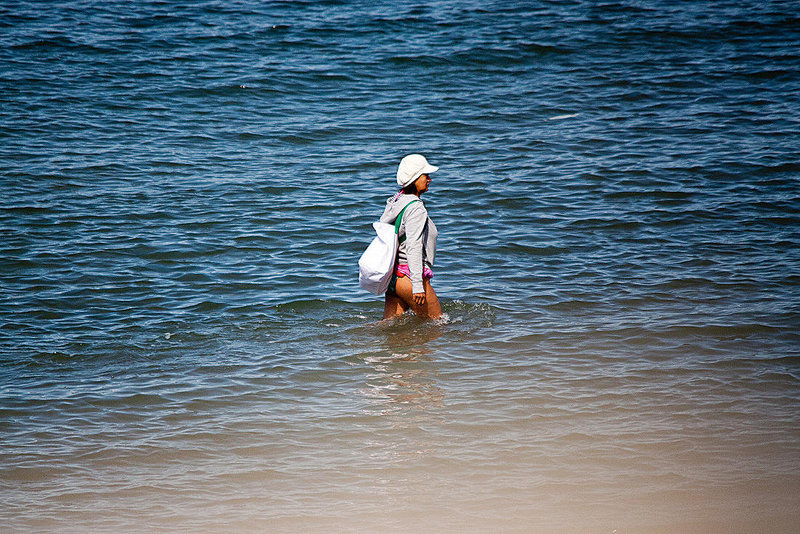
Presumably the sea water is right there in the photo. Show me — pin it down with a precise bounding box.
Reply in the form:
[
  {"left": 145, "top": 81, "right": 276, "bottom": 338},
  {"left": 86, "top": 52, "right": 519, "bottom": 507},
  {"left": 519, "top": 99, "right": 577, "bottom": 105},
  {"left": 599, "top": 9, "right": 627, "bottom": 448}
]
[{"left": 1, "top": 0, "right": 799, "bottom": 532}]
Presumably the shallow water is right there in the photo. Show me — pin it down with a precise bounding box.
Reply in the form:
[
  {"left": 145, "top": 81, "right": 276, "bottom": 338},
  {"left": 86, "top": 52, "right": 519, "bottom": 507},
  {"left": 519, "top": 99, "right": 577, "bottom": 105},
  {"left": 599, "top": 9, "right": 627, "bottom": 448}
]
[{"left": 2, "top": 0, "right": 799, "bottom": 532}]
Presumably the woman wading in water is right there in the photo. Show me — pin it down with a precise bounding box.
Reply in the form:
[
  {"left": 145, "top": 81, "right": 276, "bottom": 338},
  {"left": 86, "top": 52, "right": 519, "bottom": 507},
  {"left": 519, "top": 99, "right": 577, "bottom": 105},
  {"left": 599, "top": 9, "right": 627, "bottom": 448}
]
[{"left": 381, "top": 154, "right": 442, "bottom": 319}]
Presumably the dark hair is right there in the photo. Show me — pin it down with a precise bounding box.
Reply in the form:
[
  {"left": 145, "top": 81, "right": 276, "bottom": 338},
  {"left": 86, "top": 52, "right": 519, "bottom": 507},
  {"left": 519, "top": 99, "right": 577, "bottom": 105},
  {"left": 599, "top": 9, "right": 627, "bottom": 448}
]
[{"left": 402, "top": 183, "right": 418, "bottom": 195}]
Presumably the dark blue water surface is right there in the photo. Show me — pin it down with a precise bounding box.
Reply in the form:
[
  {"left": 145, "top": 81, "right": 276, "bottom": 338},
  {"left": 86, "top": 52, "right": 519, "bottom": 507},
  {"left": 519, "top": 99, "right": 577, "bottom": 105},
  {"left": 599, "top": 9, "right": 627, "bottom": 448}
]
[{"left": 2, "top": 1, "right": 799, "bottom": 532}]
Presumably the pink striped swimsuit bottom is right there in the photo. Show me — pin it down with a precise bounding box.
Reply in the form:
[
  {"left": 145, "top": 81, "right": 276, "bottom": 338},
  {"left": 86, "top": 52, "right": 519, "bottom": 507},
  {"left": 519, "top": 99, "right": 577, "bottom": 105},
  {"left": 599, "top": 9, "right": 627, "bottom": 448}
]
[{"left": 396, "top": 264, "right": 433, "bottom": 279}]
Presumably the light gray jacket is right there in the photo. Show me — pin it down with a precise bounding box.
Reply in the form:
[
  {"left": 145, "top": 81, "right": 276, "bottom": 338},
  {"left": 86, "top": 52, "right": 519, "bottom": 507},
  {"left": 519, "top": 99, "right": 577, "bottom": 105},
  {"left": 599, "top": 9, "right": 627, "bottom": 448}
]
[{"left": 380, "top": 193, "right": 438, "bottom": 294}]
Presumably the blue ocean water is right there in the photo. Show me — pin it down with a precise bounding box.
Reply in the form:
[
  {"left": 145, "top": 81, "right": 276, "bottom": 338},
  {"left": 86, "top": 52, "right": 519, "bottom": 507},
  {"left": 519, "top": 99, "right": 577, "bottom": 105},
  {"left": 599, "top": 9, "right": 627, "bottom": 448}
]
[{"left": 1, "top": 1, "right": 799, "bottom": 532}]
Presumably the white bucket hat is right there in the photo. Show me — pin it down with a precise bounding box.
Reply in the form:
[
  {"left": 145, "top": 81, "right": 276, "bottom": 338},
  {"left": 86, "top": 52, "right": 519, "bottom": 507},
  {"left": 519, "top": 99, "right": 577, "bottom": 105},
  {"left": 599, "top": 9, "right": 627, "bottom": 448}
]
[{"left": 396, "top": 154, "right": 439, "bottom": 188}]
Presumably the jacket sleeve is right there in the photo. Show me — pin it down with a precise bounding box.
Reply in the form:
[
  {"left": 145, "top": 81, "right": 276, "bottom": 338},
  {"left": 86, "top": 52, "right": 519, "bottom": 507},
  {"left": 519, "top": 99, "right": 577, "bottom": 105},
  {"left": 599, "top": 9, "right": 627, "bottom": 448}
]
[{"left": 403, "top": 203, "right": 428, "bottom": 294}]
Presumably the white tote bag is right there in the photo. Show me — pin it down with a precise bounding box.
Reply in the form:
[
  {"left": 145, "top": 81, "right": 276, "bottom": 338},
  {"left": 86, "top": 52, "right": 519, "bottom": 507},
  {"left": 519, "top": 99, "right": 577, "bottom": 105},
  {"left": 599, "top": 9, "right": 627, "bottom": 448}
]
[{"left": 358, "top": 200, "right": 418, "bottom": 295}]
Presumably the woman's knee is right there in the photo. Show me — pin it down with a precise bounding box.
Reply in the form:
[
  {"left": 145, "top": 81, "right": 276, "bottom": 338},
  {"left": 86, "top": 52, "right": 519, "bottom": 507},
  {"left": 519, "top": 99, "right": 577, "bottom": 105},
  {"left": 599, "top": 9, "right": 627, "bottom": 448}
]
[{"left": 383, "top": 291, "right": 407, "bottom": 318}]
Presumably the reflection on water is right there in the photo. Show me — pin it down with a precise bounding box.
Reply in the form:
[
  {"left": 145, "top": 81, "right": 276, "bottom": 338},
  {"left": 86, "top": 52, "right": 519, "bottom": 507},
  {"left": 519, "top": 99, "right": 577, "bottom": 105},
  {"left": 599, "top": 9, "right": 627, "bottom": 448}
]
[
  {"left": 358, "top": 314, "right": 447, "bottom": 414},
  {"left": 361, "top": 348, "right": 445, "bottom": 412}
]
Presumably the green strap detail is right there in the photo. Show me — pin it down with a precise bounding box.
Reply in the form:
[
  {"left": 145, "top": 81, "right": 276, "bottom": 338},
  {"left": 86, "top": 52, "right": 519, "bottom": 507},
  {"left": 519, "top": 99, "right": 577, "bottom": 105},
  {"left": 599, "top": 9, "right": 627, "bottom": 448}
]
[{"left": 394, "top": 200, "right": 420, "bottom": 244}]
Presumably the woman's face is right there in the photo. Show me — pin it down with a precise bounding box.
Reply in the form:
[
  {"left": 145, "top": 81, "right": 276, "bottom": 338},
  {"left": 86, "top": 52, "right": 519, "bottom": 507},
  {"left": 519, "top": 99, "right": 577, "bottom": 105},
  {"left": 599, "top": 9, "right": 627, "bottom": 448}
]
[{"left": 414, "top": 173, "right": 431, "bottom": 195}]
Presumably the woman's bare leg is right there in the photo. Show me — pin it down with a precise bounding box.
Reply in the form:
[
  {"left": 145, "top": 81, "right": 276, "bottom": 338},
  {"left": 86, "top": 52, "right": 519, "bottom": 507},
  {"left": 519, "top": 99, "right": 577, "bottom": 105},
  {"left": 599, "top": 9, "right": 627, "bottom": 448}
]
[
  {"left": 383, "top": 290, "right": 409, "bottom": 319},
  {"left": 392, "top": 276, "right": 442, "bottom": 319}
]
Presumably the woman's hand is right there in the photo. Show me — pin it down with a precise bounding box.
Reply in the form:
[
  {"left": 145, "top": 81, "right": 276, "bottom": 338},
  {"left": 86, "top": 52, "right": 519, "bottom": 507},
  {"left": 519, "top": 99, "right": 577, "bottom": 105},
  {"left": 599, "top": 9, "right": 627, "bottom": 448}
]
[{"left": 413, "top": 292, "right": 426, "bottom": 306}]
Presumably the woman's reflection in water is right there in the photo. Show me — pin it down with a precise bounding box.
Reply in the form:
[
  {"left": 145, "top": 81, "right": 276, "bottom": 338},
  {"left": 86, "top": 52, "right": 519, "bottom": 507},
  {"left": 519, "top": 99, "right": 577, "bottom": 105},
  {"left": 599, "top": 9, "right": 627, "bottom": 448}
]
[{"left": 360, "top": 318, "right": 446, "bottom": 413}]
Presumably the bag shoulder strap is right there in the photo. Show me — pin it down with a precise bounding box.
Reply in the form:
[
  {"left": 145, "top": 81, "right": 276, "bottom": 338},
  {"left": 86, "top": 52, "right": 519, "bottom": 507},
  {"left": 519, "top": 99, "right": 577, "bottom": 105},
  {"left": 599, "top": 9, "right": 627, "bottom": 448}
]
[{"left": 395, "top": 200, "right": 420, "bottom": 243}]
